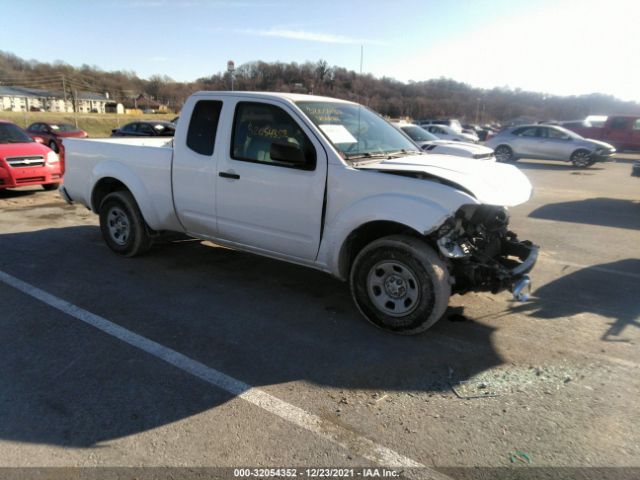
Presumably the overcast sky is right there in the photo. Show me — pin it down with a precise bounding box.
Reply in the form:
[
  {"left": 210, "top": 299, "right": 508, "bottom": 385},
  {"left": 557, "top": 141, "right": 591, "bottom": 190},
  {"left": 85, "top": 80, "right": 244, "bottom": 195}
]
[{"left": 1, "top": 0, "right": 638, "bottom": 101}]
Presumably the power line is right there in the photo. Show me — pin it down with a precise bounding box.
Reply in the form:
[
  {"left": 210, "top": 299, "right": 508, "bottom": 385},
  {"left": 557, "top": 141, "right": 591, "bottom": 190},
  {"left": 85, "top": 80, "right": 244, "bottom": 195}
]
[
  {"left": 0, "top": 79, "right": 64, "bottom": 86},
  {"left": 0, "top": 75, "right": 64, "bottom": 82}
]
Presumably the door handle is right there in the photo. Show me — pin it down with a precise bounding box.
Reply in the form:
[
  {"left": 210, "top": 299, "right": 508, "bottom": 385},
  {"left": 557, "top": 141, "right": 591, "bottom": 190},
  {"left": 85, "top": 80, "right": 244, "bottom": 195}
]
[{"left": 219, "top": 171, "right": 240, "bottom": 180}]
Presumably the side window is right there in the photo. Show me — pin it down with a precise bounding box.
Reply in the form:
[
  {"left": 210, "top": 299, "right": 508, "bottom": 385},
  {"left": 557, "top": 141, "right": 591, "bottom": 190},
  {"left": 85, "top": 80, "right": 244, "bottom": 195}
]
[
  {"left": 186, "top": 100, "right": 223, "bottom": 155},
  {"left": 138, "top": 123, "right": 155, "bottom": 135},
  {"left": 123, "top": 123, "right": 136, "bottom": 133},
  {"left": 231, "top": 102, "right": 316, "bottom": 170},
  {"left": 547, "top": 128, "right": 568, "bottom": 139},
  {"left": 610, "top": 117, "right": 630, "bottom": 129},
  {"left": 514, "top": 127, "right": 538, "bottom": 137}
]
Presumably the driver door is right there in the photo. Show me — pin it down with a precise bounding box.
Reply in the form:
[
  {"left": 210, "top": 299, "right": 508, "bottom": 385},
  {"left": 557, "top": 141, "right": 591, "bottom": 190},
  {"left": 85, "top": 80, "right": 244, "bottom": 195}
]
[{"left": 215, "top": 100, "right": 327, "bottom": 260}]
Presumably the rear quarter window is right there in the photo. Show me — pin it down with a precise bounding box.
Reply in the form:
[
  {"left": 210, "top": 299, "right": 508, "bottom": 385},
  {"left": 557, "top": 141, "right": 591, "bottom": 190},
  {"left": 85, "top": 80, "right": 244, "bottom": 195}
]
[
  {"left": 610, "top": 117, "right": 631, "bottom": 129},
  {"left": 186, "top": 100, "right": 223, "bottom": 155}
]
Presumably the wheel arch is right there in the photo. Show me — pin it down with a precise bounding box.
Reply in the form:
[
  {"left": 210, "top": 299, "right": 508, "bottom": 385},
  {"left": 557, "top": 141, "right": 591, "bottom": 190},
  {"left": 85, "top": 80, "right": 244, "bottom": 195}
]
[
  {"left": 92, "top": 177, "right": 129, "bottom": 211},
  {"left": 90, "top": 174, "right": 159, "bottom": 229},
  {"left": 320, "top": 193, "right": 472, "bottom": 280},
  {"left": 337, "top": 220, "right": 428, "bottom": 281},
  {"left": 494, "top": 143, "right": 516, "bottom": 160},
  {"left": 571, "top": 147, "right": 593, "bottom": 156}
]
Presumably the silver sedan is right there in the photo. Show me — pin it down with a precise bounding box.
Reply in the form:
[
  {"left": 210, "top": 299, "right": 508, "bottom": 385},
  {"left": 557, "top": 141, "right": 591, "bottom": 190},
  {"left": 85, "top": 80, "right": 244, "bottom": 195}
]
[{"left": 485, "top": 125, "right": 615, "bottom": 167}]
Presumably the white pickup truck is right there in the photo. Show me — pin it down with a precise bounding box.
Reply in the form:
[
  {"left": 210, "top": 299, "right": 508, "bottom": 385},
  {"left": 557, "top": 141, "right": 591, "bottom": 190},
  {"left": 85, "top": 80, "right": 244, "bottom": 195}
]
[{"left": 61, "top": 91, "right": 538, "bottom": 334}]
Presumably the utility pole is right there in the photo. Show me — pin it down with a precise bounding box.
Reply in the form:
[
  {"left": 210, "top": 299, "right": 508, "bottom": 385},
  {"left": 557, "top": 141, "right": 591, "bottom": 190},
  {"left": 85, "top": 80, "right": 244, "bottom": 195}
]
[
  {"left": 227, "top": 60, "right": 235, "bottom": 91},
  {"left": 73, "top": 89, "right": 79, "bottom": 127},
  {"left": 62, "top": 75, "right": 67, "bottom": 102}
]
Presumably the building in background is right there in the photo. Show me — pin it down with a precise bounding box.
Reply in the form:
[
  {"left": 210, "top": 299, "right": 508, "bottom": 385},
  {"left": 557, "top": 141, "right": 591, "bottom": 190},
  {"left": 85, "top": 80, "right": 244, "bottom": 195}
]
[{"left": 0, "top": 86, "right": 108, "bottom": 113}]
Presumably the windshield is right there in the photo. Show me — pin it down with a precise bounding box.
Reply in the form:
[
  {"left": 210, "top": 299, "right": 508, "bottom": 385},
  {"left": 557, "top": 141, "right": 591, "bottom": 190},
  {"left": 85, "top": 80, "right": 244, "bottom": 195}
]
[
  {"left": 296, "top": 101, "right": 420, "bottom": 159},
  {"left": 0, "top": 123, "right": 33, "bottom": 144},
  {"left": 400, "top": 125, "right": 438, "bottom": 142}
]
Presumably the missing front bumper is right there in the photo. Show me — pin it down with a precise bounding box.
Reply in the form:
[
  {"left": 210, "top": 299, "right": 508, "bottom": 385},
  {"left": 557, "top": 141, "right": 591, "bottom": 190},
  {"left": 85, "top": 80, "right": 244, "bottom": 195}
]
[{"left": 451, "top": 235, "right": 539, "bottom": 296}]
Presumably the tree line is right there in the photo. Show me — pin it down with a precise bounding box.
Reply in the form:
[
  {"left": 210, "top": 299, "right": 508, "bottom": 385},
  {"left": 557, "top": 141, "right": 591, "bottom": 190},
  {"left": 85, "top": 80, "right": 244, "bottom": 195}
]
[{"left": 2, "top": 51, "right": 639, "bottom": 123}]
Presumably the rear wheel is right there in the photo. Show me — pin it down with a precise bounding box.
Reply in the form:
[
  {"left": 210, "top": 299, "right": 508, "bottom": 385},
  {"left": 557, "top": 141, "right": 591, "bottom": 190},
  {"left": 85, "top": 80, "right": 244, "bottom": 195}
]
[
  {"left": 349, "top": 235, "right": 450, "bottom": 335},
  {"left": 494, "top": 145, "right": 514, "bottom": 162},
  {"left": 99, "top": 191, "right": 152, "bottom": 257},
  {"left": 571, "top": 149, "right": 593, "bottom": 168},
  {"left": 42, "top": 183, "right": 60, "bottom": 191}
]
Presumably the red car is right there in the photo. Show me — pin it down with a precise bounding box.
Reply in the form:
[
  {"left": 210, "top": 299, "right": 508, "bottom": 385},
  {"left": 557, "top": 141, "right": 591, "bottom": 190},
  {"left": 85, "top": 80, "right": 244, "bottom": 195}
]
[
  {"left": 0, "top": 121, "right": 63, "bottom": 191},
  {"left": 26, "top": 122, "right": 87, "bottom": 153},
  {"left": 563, "top": 115, "right": 640, "bottom": 152}
]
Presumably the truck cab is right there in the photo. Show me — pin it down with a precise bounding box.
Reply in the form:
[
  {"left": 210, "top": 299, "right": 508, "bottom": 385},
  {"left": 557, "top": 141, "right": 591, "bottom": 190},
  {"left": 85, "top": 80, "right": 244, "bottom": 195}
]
[
  {"left": 566, "top": 115, "right": 640, "bottom": 151},
  {"left": 61, "top": 91, "right": 538, "bottom": 335}
]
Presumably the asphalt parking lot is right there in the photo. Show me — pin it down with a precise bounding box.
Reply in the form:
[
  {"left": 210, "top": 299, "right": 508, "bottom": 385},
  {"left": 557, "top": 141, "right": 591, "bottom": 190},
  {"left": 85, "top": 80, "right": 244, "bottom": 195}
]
[{"left": 0, "top": 155, "right": 639, "bottom": 477}]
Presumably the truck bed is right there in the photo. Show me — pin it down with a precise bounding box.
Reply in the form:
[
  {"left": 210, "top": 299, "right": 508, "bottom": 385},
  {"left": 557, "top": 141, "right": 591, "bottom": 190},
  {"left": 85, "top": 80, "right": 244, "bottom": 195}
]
[{"left": 62, "top": 137, "right": 180, "bottom": 231}]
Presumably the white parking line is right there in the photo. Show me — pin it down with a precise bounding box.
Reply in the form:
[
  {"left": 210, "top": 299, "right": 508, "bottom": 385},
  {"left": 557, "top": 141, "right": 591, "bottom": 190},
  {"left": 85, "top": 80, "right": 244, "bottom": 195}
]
[{"left": 0, "top": 269, "right": 447, "bottom": 478}]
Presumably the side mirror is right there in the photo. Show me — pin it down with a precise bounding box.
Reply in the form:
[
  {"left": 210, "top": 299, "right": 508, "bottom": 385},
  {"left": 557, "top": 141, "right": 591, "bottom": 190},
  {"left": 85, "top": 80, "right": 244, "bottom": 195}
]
[
  {"left": 33, "top": 136, "right": 45, "bottom": 144},
  {"left": 270, "top": 142, "right": 306, "bottom": 166}
]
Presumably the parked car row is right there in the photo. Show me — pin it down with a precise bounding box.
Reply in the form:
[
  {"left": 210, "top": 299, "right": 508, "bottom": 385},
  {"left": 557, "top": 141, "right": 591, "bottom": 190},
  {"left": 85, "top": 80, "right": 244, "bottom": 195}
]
[
  {"left": 0, "top": 100, "right": 628, "bottom": 198},
  {"left": 397, "top": 119, "right": 617, "bottom": 169},
  {"left": 414, "top": 118, "right": 500, "bottom": 143},
  {"left": 111, "top": 121, "right": 176, "bottom": 137},
  {"left": 393, "top": 123, "right": 494, "bottom": 160}
]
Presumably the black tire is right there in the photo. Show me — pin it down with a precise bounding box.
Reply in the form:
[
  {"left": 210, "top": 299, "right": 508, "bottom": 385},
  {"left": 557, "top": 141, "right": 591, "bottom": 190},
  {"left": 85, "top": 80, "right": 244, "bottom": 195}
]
[
  {"left": 494, "top": 144, "right": 514, "bottom": 162},
  {"left": 48, "top": 140, "right": 59, "bottom": 153},
  {"left": 99, "top": 190, "right": 152, "bottom": 257},
  {"left": 42, "top": 183, "right": 60, "bottom": 191},
  {"left": 349, "top": 235, "right": 451, "bottom": 335},
  {"left": 571, "top": 149, "right": 593, "bottom": 168}
]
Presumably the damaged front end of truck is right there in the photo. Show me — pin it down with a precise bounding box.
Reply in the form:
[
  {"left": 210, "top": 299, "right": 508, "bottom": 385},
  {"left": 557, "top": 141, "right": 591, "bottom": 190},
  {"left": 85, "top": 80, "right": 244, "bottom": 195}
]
[{"left": 433, "top": 204, "right": 538, "bottom": 301}]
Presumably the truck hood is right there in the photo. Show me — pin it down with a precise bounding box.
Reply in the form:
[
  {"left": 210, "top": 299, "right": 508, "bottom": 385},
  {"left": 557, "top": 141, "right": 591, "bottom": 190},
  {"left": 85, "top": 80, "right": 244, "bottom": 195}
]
[{"left": 355, "top": 154, "right": 533, "bottom": 207}]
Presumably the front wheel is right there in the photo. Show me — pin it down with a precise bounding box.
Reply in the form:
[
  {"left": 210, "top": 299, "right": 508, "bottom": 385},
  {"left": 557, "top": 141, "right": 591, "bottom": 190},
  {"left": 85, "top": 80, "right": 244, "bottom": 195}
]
[
  {"left": 494, "top": 145, "right": 514, "bottom": 162},
  {"left": 349, "top": 235, "right": 451, "bottom": 335},
  {"left": 571, "top": 149, "right": 593, "bottom": 168},
  {"left": 99, "top": 191, "right": 152, "bottom": 257}
]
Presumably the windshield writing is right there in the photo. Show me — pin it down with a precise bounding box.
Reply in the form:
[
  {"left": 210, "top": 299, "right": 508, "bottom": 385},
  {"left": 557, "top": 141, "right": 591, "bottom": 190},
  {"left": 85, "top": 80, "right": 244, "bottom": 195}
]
[{"left": 297, "top": 101, "right": 420, "bottom": 159}]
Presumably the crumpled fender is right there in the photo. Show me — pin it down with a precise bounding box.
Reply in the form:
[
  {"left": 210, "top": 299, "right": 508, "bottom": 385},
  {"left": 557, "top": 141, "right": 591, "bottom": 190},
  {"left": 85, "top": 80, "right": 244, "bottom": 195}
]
[{"left": 318, "top": 190, "right": 477, "bottom": 279}]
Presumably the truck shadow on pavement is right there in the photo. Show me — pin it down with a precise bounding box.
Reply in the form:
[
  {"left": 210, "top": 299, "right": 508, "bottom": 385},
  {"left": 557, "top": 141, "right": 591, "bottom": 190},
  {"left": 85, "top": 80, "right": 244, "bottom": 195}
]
[
  {"left": 509, "top": 259, "right": 640, "bottom": 343},
  {"left": 529, "top": 198, "right": 640, "bottom": 230},
  {"left": 0, "top": 226, "right": 504, "bottom": 448}
]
